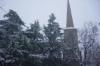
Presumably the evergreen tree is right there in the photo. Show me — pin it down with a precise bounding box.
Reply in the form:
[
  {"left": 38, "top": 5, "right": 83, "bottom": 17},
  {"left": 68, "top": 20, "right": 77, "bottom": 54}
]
[
  {"left": 0, "top": 9, "right": 30, "bottom": 65},
  {"left": 0, "top": 9, "right": 25, "bottom": 48},
  {"left": 25, "top": 20, "right": 43, "bottom": 53},
  {"left": 4, "top": 9, "right": 24, "bottom": 33},
  {"left": 44, "top": 13, "right": 62, "bottom": 58}
]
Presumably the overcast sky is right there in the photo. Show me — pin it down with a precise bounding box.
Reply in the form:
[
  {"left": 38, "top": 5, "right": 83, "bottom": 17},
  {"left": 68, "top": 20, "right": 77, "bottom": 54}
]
[{"left": 0, "top": 0, "right": 100, "bottom": 29}]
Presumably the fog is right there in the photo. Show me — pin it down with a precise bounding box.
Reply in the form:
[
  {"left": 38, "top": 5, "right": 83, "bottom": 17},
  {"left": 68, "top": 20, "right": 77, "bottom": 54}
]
[{"left": 0, "top": 0, "right": 100, "bottom": 29}]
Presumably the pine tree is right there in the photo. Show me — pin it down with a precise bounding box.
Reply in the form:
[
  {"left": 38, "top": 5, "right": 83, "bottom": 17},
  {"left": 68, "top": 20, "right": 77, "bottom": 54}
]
[
  {"left": 44, "top": 13, "right": 62, "bottom": 58},
  {"left": 0, "top": 9, "right": 30, "bottom": 65},
  {"left": 25, "top": 20, "right": 43, "bottom": 53}
]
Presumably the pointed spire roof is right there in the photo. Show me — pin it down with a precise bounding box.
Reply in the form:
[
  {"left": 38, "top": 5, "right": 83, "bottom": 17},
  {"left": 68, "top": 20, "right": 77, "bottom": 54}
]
[{"left": 66, "top": 0, "right": 74, "bottom": 27}]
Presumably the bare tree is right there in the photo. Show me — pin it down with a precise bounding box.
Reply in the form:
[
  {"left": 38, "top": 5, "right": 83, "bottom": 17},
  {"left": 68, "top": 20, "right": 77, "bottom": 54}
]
[{"left": 79, "top": 22, "right": 99, "bottom": 66}]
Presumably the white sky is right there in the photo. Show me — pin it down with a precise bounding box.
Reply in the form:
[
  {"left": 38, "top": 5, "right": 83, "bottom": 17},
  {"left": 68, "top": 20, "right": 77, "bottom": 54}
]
[{"left": 0, "top": 0, "right": 100, "bottom": 29}]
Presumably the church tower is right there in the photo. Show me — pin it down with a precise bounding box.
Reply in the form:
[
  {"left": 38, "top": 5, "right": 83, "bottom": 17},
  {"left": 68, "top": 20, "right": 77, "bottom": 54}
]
[{"left": 64, "top": 0, "right": 79, "bottom": 60}]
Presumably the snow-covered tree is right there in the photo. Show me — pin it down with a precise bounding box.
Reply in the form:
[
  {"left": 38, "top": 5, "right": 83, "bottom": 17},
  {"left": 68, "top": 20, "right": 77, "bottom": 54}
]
[
  {"left": 44, "top": 13, "right": 62, "bottom": 58},
  {"left": 25, "top": 20, "right": 44, "bottom": 53},
  {"left": 79, "top": 22, "right": 99, "bottom": 66},
  {"left": 0, "top": 9, "right": 30, "bottom": 66}
]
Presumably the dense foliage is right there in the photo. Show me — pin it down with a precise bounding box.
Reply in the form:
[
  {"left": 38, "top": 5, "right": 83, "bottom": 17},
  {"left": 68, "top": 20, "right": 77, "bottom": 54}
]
[{"left": 0, "top": 10, "right": 65, "bottom": 66}]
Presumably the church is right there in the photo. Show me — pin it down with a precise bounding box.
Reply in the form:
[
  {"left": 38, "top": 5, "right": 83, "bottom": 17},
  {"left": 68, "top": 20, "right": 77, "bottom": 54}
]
[{"left": 63, "top": 0, "right": 80, "bottom": 62}]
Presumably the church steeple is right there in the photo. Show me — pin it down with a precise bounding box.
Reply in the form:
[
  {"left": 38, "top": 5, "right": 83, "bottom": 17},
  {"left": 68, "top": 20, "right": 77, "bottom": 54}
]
[
  {"left": 66, "top": 0, "right": 74, "bottom": 27},
  {"left": 63, "top": 0, "right": 80, "bottom": 62}
]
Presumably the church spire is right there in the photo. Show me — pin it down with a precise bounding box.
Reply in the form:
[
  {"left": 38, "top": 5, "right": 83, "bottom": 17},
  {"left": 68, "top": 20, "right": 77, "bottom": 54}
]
[{"left": 66, "top": 0, "right": 74, "bottom": 27}]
